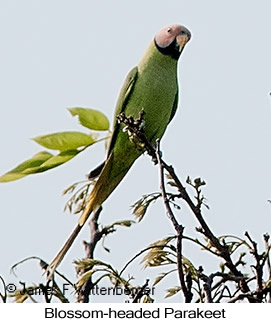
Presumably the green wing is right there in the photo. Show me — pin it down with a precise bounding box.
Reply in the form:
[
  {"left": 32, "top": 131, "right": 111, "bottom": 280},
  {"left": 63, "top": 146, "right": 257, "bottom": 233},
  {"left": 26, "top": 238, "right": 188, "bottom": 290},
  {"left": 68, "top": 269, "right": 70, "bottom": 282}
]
[
  {"left": 88, "top": 67, "right": 138, "bottom": 180},
  {"left": 107, "top": 66, "right": 138, "bottom": 156},
  {"left": 168, "top": 90, "right": 179, "bottom": 123}
]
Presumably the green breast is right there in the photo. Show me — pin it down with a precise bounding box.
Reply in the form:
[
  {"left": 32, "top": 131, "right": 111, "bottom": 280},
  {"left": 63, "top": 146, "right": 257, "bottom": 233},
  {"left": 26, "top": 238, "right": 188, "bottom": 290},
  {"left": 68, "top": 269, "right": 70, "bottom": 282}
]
[
  {"left": 126, "top": 43, "right": 178, "bottom": 141},
  {"left": 113, "top": 42, "right": 178, "bottom": 159}
]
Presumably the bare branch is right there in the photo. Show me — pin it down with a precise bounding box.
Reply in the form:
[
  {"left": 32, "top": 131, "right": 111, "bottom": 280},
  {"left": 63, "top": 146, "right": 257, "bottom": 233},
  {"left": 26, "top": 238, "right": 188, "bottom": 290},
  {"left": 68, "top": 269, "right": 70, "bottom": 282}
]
[
  {"left": 117, "top": 111, "right": 250, "bottom": 294},
  {"left": 132, "top": 279, "right": 150, "bottom": 303},
  {"left": 77, "top": 206, "right": 103, "bottom": 303},
  {"left": 119, "top": 244, "right": 176, "bottom": 277},
  {"left": 156, "top": 140, "right": 193, "bottom": 302}
]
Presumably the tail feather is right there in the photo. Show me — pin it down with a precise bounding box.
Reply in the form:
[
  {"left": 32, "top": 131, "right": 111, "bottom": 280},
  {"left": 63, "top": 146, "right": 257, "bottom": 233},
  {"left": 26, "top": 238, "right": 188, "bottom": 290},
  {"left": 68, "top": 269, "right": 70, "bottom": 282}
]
[
  {"left": 47, "top": 196, "right": 97, "bottom": 278},
  {"left": 79, "top": 152, "right": 134, "bottom": 225},
  {"left": 47, "top": 151, "right": 137, "bottom": 279},
  {"left": 88, "top": 161, "right": 105, "bottom": 180},
  {"left": 47, "top": 224, "right": 82, "bottom": 280}
]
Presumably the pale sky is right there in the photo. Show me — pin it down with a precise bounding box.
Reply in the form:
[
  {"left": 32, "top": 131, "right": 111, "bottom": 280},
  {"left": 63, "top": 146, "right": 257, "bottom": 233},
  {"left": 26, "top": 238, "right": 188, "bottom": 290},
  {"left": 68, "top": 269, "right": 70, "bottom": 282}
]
[{"left": 1, "top": 0, "right": 271, "bottom": 302}]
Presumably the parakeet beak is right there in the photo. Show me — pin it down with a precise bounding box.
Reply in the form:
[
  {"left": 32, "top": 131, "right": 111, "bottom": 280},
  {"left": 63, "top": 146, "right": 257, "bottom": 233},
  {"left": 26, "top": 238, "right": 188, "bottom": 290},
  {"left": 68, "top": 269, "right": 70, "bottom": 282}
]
[{"left": 176, "top": 33, "right": 191, "bottom": 53}]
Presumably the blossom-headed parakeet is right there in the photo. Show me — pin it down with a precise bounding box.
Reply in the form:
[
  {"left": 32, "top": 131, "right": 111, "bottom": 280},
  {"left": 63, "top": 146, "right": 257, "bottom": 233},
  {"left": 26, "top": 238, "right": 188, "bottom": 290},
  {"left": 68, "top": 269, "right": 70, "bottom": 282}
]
[{"left": 48, "top": 24, "right": 191, "bottom": 275}]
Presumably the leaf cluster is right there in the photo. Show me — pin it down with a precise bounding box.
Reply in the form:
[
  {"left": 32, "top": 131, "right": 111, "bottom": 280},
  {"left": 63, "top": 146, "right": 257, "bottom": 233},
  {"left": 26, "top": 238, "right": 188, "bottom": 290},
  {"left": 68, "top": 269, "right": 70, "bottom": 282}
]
[{"left": 0, "top": 108, "right": 110, "bottom": 182}]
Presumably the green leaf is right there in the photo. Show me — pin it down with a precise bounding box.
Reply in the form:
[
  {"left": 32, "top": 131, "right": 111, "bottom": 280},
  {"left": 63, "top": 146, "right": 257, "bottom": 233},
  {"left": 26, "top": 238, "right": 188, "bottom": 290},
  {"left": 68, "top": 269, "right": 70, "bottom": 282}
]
[
  {"left": 0, "top": 173, "right": 27, "bottom": 182},
  {"left": 266, "top": 280, "right": 271, "bottom": 288},
  {"left": 141, "top": 237, "right": 176, "bottom": 268},
  {"left": 165, "top": 286, "right": 182, "bottom": 298},
  {"left": 22, "top": 150, "right": 79, "bottom": 174},
  {"left": 0, "top": 151, "right": 53, "bottom": 182},
  {"left": 68, "top": 107, "right": 110, "bottom": 131},
  {"left": 107, "top": 220, "right": 135, "bottom": 230},
  {"left": 133, "top": 204, "right": 148, "bottom": 221},
  {"left": 154, "top": 272, "right": 169, "bottom": 286},
  {"left": 131, "top": 193, "right": 161, "bottom": 222},
  {"left": 33, "top": 131, "right": 94, "bottom": 151},
  {"left": 0, "top": 149, "right": 80, "bottom": 182},
  {"left": 76, "top": 270, "right": 95, "bottom": 290},
  {"left": 74, "top": 259, "right": 109, "bottom": 272},
  {"left": 9, "top": 289, "right": 29, "bottom": 303}
]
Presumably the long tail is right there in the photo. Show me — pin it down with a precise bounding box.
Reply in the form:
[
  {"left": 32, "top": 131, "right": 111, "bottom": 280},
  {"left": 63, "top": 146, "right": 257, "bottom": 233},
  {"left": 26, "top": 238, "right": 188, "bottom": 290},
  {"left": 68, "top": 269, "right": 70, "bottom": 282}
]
[
  {"left": 47, "top": 224, "right": 82, "bottom": 279},
  {"left": 47, "top": 151, "right": 136, "bottom": 279},
  {"left": 46, "top": 198, "right": 95, "bottom": 279}
]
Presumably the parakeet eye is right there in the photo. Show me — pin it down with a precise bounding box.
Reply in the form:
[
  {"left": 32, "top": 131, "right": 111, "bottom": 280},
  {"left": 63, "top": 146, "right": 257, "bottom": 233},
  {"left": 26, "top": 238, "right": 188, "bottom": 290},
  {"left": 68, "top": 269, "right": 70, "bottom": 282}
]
[{"left": 167, "top": 28, "right": 172, "bottom": 33}]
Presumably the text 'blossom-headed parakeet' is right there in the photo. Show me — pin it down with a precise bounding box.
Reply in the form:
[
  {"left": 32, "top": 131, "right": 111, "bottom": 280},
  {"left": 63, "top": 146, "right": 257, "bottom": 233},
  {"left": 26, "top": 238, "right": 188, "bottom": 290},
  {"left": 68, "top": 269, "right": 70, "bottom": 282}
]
[{"left": 48, "top": 24, "right": 191, "bottom": 274}]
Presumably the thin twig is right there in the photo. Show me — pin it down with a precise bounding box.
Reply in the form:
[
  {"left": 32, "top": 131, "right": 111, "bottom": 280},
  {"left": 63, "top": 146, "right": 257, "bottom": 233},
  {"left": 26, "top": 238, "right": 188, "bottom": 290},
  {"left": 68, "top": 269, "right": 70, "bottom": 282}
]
[
  {"left": 263, "top": 233, "right": 271, "bottom": 280},
  {"left": 119, "top": 244, "right": 176, "bottom": 277},
  {"left": 118, "top": 112, "right": 249, "bottom": 292},
  {"left": 156, "top": 140, "right": 192, "bottom": 302},
  {"left": 77, "top": 207, "right": 103, "bottom": 303},
  {"left": 245, "top": 231, "right": 263, "bottom": 293},
  {"left": 156, "top": 140, "right": 180, "bottom": 231},
  {"left": 132, "top": 279, "right": 150, "bottom": 303},
  {"left": 228, "top": 292, "right": 260, "bottom": 303},
  {"left": 0, "top": 276, "right": 7, "bottom": 303}
]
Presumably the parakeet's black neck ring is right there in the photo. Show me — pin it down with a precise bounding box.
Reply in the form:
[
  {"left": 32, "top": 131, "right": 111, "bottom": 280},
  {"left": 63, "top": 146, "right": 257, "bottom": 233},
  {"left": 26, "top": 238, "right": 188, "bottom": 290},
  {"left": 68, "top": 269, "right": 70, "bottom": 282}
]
[{"left": 154, "top": 38, "right": 181, "bottom": 60}]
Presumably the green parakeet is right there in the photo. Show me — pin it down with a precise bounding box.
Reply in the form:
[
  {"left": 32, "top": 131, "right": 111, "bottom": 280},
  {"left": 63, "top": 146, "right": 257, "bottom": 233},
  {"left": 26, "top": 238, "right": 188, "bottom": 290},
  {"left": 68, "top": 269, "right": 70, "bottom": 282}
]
[{"left": 48, "top": 24, "right": 191, "bottom": 274}]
